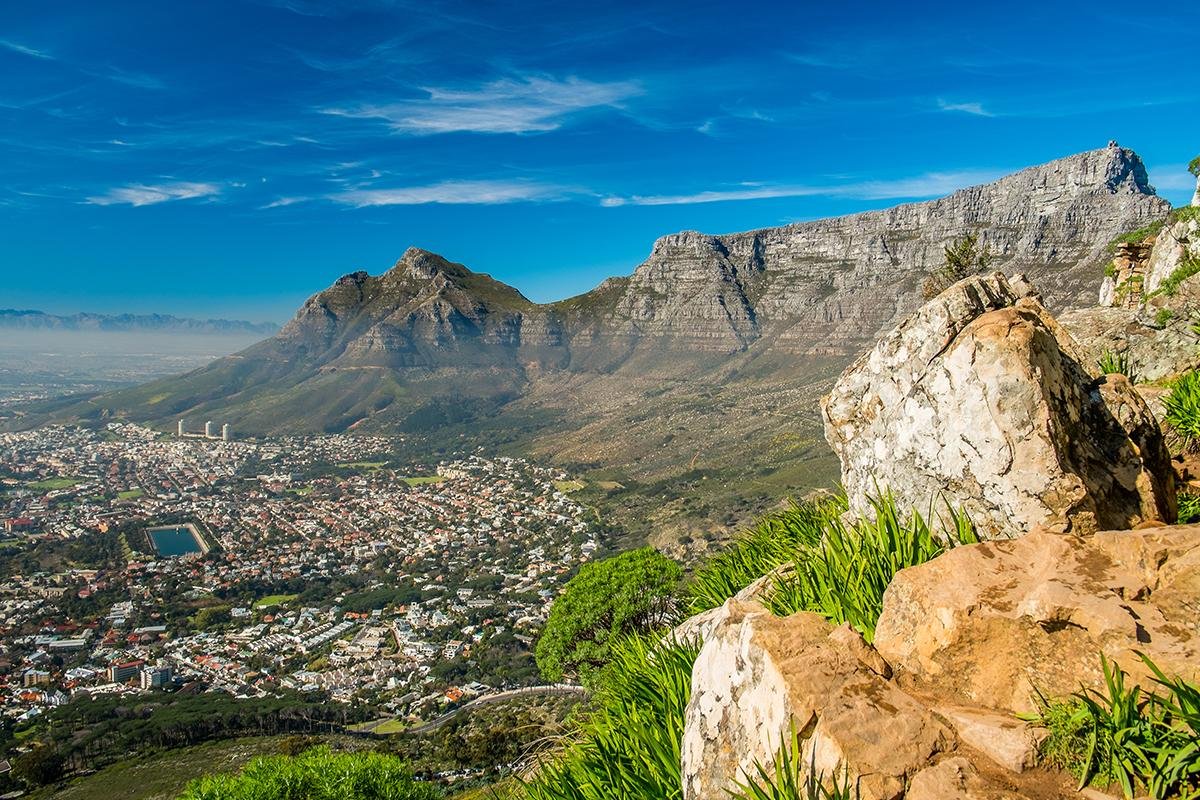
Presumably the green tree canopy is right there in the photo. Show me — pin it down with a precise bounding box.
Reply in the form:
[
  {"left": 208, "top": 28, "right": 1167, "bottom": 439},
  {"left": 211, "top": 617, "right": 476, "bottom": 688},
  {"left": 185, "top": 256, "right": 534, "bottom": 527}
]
[
  {"left": 13, "top": 745, "right": 65, "bottom": 787},
  {"left": 535, "top": 547, "right": 682, "bottom": 684},
  {"left": 922, "top": 231, "right": 993, "bottom": 298},
  {"left": 1188, "top": 154, "right": 1200, "bottom": 177}
]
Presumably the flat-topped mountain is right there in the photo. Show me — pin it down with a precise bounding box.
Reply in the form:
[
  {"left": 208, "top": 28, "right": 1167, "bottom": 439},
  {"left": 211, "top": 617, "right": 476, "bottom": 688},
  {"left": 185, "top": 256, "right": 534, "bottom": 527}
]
[{"left": 20, "top": 144, "right": 1172, "bottom": 540}]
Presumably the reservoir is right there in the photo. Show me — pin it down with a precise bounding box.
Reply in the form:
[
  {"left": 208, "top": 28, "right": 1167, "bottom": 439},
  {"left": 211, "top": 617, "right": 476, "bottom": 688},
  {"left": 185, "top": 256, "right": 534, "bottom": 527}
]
[{"left": 147, "top": 524, "right": 206, "bottom": 557}]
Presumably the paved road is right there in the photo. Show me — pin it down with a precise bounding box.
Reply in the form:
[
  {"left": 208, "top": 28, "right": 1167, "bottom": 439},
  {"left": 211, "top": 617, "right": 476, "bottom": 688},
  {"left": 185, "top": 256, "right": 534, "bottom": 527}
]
[{"left": 359, "top": 684, "right": 588, "bottom": 735}]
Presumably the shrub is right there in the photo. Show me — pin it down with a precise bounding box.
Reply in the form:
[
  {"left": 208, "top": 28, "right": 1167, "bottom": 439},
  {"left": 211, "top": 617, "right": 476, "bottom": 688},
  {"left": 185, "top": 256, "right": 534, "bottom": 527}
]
[
  {"left": 1098, "top": 350, "right": 1138, "bottom": 383},
  {"left": 1030, "top": 654, "right": 1200, "bottom": 799},
  {"left": 535, "top": 547, "right": 682, "bottom": 684},
  {"left": 1155, "top": 308, "right": 1176, "bottom": 327},
  {"left": 1107, "top": 220, "right": 1166, "bottom": 253},
  {"left": 687, "top": 497, "right": 841, "bottom": 615},
  {"left": 763, "top": 493, "right": 975, "bottom": 641},
  {"left": 1177, "top": 491, "right": 1200, "bottom": 524},
  {"left": 522, "top": 635, "right": 700, "bottom": 800},
  {"left": 178, "top": 746, "right": 440, "bottom": 800},
  {"left": 1164, "top": 370, "right": 1200, "bottom": 448},
  {"left": 922, "top": 232, "right": 992, "bottom": 298}
]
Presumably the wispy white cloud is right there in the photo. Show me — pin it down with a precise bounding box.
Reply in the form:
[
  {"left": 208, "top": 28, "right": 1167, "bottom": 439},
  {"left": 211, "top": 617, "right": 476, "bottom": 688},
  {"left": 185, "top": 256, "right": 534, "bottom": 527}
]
[
  {"left": 260, "top": 196, "right": 309, "bottom": 209},
  {"left": 321, "top": 75, "right": 642, "bottom": 135},
  {"left": 937, "top": 98, "right": 994, "bottom": 117},
  {"left": 86, "top": 181, "right": 221, "bottom": 207},
  {"left": 95, "top": 66, "right": 166, "bottom": 90},
  {"left": 330, "top": 179, "right": 568, "bottom": 207},
  {"left": 0, "top": 39, "right": 54, "bottom": 60},
  {"left": 601, "top": 169, "right": 1006, "bottom": 207}
]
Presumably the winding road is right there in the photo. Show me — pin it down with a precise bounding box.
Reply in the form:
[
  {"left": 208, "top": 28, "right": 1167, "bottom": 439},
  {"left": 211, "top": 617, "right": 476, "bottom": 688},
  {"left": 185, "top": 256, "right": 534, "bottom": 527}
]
[{"left": 358, "top": 684, "right": 588, "bottom": 735}]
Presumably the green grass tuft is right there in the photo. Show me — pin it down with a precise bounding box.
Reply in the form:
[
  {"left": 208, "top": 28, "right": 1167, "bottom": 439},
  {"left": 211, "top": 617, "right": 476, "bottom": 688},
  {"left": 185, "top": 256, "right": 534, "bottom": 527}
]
[
  {"left": 1098, "top": 350, "right": 1138, "bottom": 383},
  {"left": 1164, "top": 370, "right": 1200, "bottom": 448},
  {"left": 731, "top": 726, "right": 857, "bottom": 800},
  {"left": 687, "top": 498, "right": 838, "bottom": 615},
  {"left": 1030, "top": 654, "right": 1200, "bottom": 799},
  {"left": 762, "top": 493, "right": 975, "bottom": 641},
  {"left": 1178, "top": 491, "right": 1200, "bottom": 524}
]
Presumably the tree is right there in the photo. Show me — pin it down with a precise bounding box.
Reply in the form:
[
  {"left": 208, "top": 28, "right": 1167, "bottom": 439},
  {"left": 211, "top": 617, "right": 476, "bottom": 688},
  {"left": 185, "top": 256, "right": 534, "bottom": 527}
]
[
  {"left": 1188, "top": 154, "right": 1200, "bottom": 177},
  {"left": 922, "top": 231, "right": 993, "bottom": 298},
  {"left": 13, "top": 745, "right": 66, "bottom": 787},
  {"left": 535, "top": 547, "right": 682, "bottom": 683}
]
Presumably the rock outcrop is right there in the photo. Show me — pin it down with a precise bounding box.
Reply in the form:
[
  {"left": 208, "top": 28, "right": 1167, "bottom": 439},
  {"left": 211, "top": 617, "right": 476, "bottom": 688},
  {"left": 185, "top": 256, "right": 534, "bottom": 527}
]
[
  {"left": 1144, "top": 211, "right": 1200, "bottom": 296},
  {"left": 874, "top": 526, "right": 1200, "bottom": 715},
  {"left": 1064, "top": 208, "right": 1200, "bottom": 385},
  {"left": 680, "top": 526, "right": 1200, "bottom": 799},
  {"left": 682, "top": 603, "right": 956, "bottom": 800},
  {"left": 822, "top": 272, "right": 1175, "bottom": 539}
]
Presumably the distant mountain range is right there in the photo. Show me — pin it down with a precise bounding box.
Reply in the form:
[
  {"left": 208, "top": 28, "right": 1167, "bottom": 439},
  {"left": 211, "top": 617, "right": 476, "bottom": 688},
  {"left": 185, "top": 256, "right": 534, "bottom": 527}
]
[
  {"left": 0, "top": 309, "right": 279, "bottom": 336},
  {"left": 14, "top": 144, "right": 1172, "bottom": 541}
]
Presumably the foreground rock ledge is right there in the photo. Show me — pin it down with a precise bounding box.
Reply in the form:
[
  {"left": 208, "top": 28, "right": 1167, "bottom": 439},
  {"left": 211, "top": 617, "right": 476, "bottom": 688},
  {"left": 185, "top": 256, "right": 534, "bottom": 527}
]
[
  {"left": 822, "top": 272, "right": 1175, "bottom": 540},
  {"left": 874, "top": 525, "right": 1200, "bottom": 715},
  {"left": 680, "top": 525, "right": 1200, "bottom": 799}
]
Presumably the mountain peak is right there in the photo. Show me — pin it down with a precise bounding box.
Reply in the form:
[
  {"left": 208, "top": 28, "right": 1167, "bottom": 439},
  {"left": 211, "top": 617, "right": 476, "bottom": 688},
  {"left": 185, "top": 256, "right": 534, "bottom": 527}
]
[{"left": 392, "top": 247, "right": 471, "bottom": 281}]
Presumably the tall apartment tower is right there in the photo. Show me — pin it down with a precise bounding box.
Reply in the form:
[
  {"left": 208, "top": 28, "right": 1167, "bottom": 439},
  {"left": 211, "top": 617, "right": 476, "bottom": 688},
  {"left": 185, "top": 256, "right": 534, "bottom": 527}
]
[
  {"left": 204, "top": 420, "right": 215, "bottom": 438},
  {"left": 221, "top": 423, "right": 231, "bottom": 442},
  {"left": 177, "top": 419, "right": 185, "bottom": 437}
]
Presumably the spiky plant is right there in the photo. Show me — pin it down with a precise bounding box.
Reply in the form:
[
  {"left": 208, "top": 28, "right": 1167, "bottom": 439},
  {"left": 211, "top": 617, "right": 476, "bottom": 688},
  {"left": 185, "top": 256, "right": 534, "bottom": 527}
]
[
  {"left": 1098, "top": 350, "right": 1139, "bottom": 383},
  {"left": 730, "top": 726, "right": 857, "bottom": 800},
  {"left": 763, "top": 493, "right": 976, "bottom": 641},
  {"left": 521, "top": 635, "right": 700, "bottom": 800},
  {"left": 1164, "top": 371, "right": 1200, "bottom": 449}
]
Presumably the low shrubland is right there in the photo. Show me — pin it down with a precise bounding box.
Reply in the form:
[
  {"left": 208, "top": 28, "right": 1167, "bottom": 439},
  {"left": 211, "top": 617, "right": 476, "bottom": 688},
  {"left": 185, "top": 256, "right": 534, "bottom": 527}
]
[
  {"left": 178, "top": 746, "right": 440, "bottom": 800},
  {"left": 1031, "top": 655, "right": 1200, "bottom": 799}
]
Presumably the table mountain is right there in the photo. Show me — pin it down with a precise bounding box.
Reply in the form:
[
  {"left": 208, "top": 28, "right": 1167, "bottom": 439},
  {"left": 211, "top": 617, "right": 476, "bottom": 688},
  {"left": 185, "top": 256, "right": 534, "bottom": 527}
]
[{"left": 21, "top": 143, "right": 1172, "bottom": 540}]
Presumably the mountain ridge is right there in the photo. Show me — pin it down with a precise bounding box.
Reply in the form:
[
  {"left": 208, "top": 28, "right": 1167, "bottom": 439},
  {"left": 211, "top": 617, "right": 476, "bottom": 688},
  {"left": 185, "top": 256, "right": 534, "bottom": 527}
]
[
  {"left": 9, "top": 143, "right": 1174, "bottom": 541},
  {"left": 0, "top": 309, "right": 279, "bottom": 336}
]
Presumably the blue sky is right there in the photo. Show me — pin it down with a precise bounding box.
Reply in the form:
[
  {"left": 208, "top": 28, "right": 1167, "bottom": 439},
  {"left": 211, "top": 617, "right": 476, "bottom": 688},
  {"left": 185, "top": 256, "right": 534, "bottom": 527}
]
[{"left": 1, "top": 0, "right": 1196, "bottom": 323}]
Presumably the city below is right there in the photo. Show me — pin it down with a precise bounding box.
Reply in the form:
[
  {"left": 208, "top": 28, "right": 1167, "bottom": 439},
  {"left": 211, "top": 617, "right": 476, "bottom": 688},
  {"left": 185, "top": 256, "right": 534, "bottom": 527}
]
[{"left": 0, "top": 423, "right": 600, "bottom": 730}]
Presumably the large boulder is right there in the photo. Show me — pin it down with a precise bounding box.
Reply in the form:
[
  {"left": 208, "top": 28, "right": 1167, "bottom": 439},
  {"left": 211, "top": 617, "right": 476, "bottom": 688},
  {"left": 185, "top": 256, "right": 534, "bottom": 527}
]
[
  {"left": 680, "top": 601, "right": 1079, "bottom": 799},
  {"left": 874, "top": 525, "right": 1200, "bottom": 715},
  {"left": 822, "top": 272, "right": 1175, "bottom": 539},
  {"left": 681, "top": 602, "right": 955, "bottom": 800}
]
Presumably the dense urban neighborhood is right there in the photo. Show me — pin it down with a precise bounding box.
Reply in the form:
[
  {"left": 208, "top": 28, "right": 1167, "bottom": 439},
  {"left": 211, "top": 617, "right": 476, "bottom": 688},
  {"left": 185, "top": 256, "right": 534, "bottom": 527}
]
[{"left": 0, "top": 423, "right": 600, "bottom": 731}]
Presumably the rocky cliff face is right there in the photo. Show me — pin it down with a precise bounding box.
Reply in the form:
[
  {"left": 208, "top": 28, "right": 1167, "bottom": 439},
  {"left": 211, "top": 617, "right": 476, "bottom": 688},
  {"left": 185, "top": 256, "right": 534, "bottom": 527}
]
[
  {"left": 34, "top": 145, "right": 1175, "bottom": 537},
  {"left": 595, "top": 144, "right": 1166, "bottom": 358}
]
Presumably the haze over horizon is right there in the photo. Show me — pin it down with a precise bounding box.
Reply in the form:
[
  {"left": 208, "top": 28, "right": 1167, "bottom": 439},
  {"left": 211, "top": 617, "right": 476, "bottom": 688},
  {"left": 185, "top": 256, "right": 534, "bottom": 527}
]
[{"left": 2, "top": 0, "right": 1196, "bottom": 323}]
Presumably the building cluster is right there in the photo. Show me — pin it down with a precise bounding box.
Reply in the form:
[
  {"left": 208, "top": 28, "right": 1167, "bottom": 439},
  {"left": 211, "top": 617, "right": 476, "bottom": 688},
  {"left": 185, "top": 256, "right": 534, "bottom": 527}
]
[{"left": 0, "top": 424, "right": 598, "bottom": 724}]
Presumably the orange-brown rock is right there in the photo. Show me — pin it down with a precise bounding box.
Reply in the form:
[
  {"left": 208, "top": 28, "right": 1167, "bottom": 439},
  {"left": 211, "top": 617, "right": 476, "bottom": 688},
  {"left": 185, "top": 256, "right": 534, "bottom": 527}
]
[{"left": 874, "top": 526, "right": 1200, "bottom": 715}]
